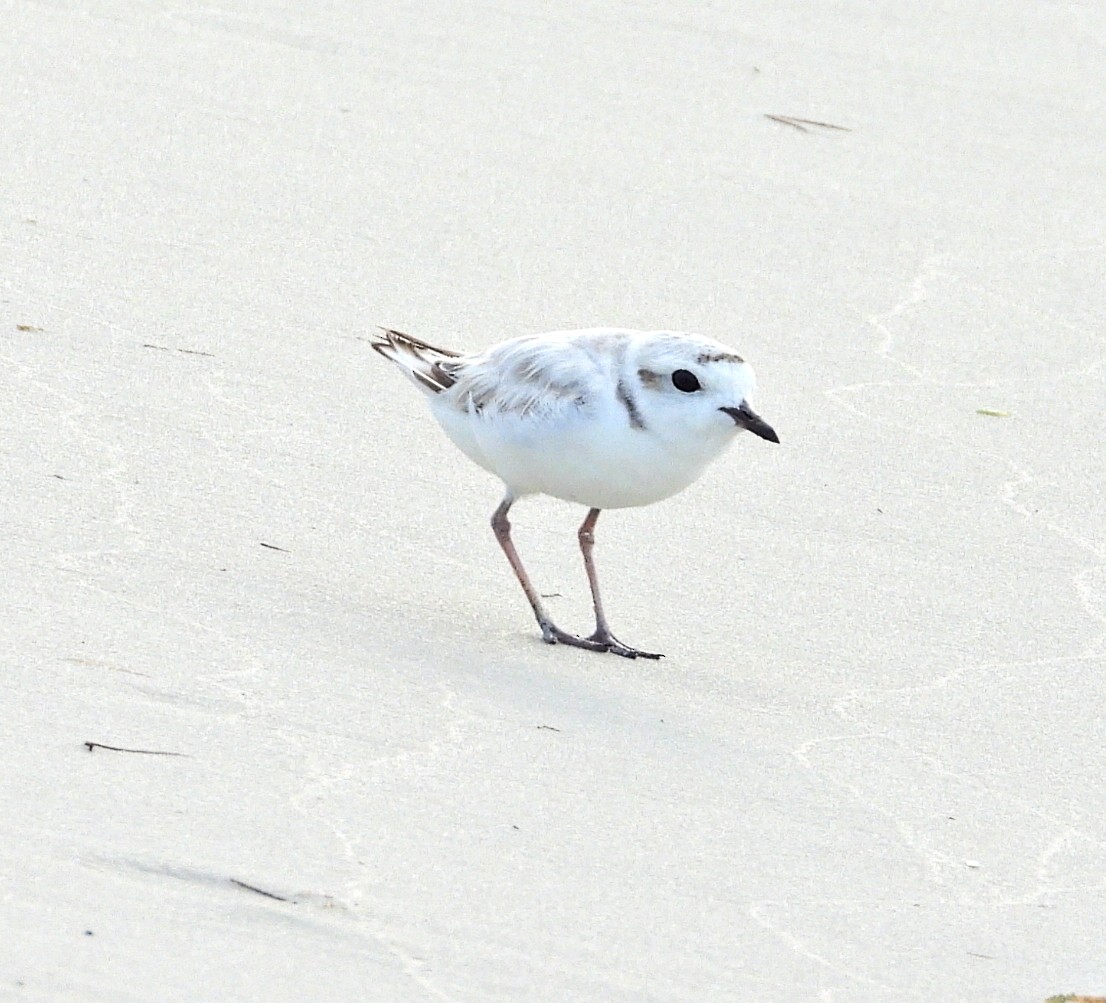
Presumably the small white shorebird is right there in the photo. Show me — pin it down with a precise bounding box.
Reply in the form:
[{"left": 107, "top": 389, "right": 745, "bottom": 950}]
[{"left": 373, "top": 327, "right": 778, "bottom": 659}]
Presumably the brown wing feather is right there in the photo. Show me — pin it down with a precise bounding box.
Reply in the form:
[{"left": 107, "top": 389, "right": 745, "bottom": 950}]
[
  {"left": 372, "top": 328, "right": 465, "bottom": 394},
  {"left": 375, "top": 328, "right": 462, "bottom": 358}
]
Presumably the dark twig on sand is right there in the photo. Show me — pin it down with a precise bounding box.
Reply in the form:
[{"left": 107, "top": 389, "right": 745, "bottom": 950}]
[
  {"left": 765, "top": 114, "right": 851, "bottom": 133},
  {"left": 84, "top": 742, "right": 188, "bottom": 757},
  {"left": 231, "top": 879, "right": 290, "bottom": 902},
  {"left": 143, "top": 343, "right": 215, "bottom": 357}
]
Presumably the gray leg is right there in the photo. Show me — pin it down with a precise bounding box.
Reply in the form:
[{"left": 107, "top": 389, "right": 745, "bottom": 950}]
[
  {"left": 491, "top": 497, "right": 606, "bottom": 652},
  {"left": 577, "top": 508, "right": 663, "bottom": 660}
]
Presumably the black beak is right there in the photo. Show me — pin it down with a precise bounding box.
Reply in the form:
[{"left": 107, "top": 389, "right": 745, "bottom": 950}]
[{"left": 721, "top": 403, "right": 779, "bottom": 443}]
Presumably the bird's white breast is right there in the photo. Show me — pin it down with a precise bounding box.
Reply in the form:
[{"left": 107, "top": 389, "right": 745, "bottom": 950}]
[{"left": 431, "top": 390, "right": 734, "bottom": 509}]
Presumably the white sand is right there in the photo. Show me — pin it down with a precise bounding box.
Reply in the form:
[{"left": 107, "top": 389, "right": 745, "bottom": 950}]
[{"left": 3, "top": 2, "right": 1104, "bottom": 1000}]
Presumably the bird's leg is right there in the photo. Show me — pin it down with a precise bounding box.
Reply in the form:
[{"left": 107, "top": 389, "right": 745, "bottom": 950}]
[
  {"left": 577, "top": 508, "right": 663, "bottom": 660},
  {"left": 491, "top": 498, "right": 606, "bottom": 652}
]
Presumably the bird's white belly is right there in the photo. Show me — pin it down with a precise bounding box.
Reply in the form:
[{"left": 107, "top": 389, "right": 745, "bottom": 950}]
[{"left": 432, "top": 402, "right": 731, "bottom": 509}]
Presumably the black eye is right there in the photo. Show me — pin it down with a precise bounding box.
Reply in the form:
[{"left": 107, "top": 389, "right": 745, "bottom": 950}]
[{"left": 671, "top": 369, "right": 701, "bottom": 393}]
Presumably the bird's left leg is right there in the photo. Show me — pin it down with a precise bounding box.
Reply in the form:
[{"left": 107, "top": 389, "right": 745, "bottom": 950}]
[{"left": 577, "top": 508, "right": 663, "bottom": 659}]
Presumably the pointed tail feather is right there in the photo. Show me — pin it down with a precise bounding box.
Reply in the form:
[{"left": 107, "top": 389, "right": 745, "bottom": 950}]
[{"left": 372, "top": 328, "right": 463, "bottom": 395}]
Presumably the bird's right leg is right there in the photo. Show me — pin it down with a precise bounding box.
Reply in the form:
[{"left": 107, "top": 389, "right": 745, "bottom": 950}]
[
  {"left": 576, "top": 508, "right": 663, "bottom": 660},
  {"left": 490, "top": 497, "right": 607, "bottom": 652}
]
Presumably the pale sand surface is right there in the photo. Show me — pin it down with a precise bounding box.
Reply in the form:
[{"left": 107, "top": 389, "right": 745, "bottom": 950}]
[{"left": 2, "top": 2, "right": 1104, "bottom": 1001}]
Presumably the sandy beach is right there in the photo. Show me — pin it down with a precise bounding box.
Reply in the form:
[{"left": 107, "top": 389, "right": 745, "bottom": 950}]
[{"left": 2, "top": 2, "right": 1104, "bottom": 1000}]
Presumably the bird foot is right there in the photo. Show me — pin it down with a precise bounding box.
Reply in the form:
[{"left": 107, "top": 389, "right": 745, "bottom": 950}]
[
  {"left": 539, "top": 622, "right": 663, "bottom": 660},
  {"left": 587, "top": 628, "right": 663, "bottom": 660}
]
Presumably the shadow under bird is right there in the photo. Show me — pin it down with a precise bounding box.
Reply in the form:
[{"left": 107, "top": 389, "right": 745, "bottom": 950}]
[{"left": 373, "top": 327, "right": 778, "bottom": 659}]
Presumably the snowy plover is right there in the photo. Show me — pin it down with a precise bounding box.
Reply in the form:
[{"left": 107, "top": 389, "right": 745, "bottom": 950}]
[{"left": 374, "top": 328, "right": 778, "bottom": 658}]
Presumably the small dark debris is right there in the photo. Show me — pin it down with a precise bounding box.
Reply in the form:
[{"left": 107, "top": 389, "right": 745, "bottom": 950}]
[
  {"left": 536, "top": 725, "right": 560, "bottom": 732},
  {"left": 84, "top": 741, "right": 187, "bottom": 757},
  {"left": 84, "top": 930, "right": 93, "bottom": 936},
  {"left": 765, "top": 113, "right": 851, "bottom": 133},
  {"left": 539, "top": 593, "right": 563, "bottom": 599},
  {"left": 51, "top": 473, "right": 67, "bottom": 480},
  {"left": 143, "top": 343, "right": 214, "bottom": 357},
  {"left": 967, "top": 952, "right": 996, "bottom": 960},
  {"left": 231, "top": 879, "right": 289, "bottom": 902},
  {"left": 259, "top": 542, "right": 289, "bottom": 552}
]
